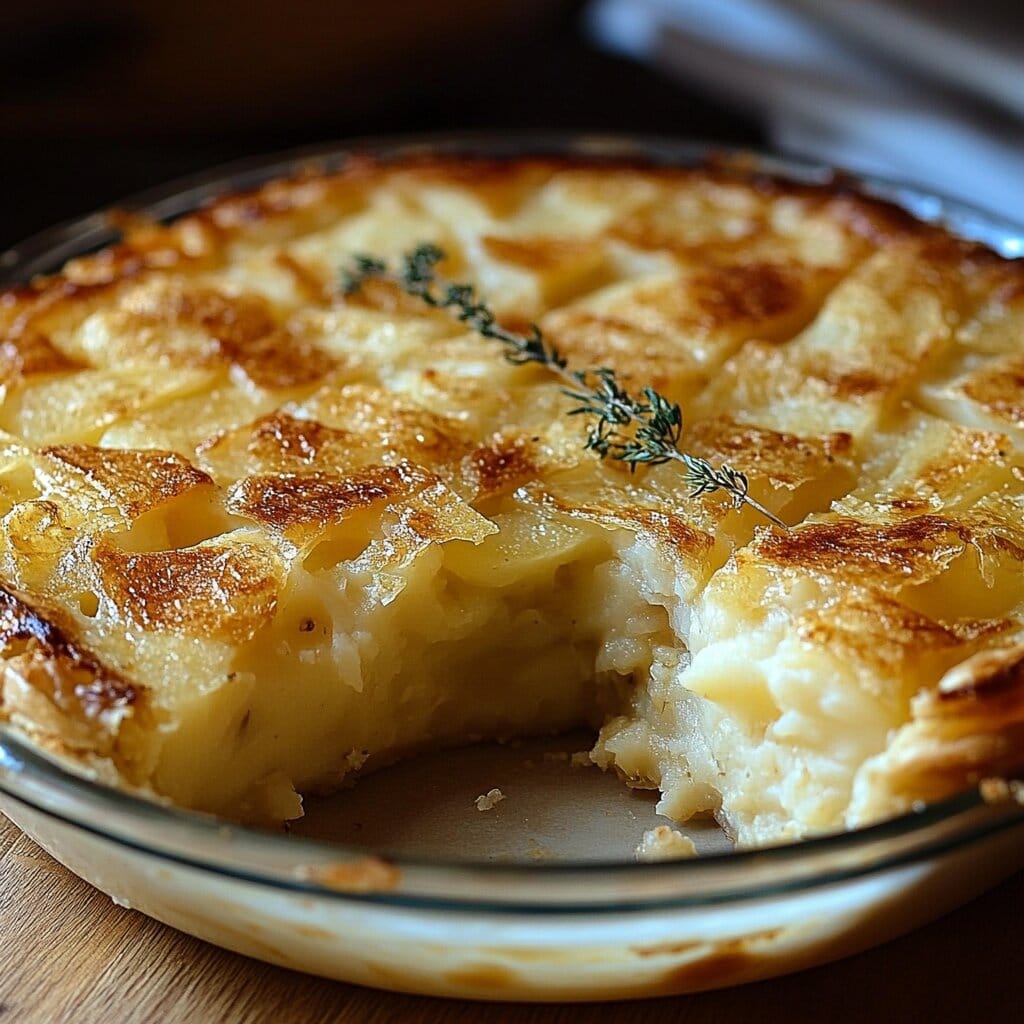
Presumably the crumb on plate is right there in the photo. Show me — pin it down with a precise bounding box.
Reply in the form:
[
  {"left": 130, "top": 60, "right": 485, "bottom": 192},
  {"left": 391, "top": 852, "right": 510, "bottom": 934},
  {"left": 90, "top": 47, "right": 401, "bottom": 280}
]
[
  {"left": 475, "top": 787, "right": 506, "bottom": 811},
  {"left": 635, "top": 825, "right": 698, "bottom": 862}
]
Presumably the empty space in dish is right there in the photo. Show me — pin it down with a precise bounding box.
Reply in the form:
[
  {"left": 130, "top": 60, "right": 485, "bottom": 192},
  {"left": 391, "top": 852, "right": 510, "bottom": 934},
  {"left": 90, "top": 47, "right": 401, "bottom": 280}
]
[{"left": 290, "top": 732, "right": 732, "bottom": 862}]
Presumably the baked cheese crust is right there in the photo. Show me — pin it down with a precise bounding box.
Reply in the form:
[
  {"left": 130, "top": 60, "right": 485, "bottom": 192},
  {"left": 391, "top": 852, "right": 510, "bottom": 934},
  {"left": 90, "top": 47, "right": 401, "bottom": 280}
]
[{"left": 1, "top": 154, "right": 1023, "bottom": 845}]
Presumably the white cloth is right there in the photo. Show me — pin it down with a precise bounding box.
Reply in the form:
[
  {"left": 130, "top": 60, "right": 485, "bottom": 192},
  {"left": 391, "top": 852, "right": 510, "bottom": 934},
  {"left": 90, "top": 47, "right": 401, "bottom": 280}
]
[{"left": 587, "top": 0, "right": 1024, "bottom": 225}]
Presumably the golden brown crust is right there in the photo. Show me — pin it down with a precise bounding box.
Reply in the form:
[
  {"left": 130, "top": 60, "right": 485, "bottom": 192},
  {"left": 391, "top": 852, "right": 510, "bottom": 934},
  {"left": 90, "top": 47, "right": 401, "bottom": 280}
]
[
  {"left": 961, "top": 354, "right": 1024, "bottom": 428},
  {"left": 92, "top": 538, "right": 282, "bottom": 642},
  {"left": 686, "top": 417, "right": 853, "bottom": 490},
  {"left": 95, "top": 280, "right": 336, "bottom": 388},
  {"left": 756, "top": 515, "right": 972, "bottom": 582},
  {"left": 225, "top": 463, "right": 435, "bottom": 532},
  {"left": 0, "top": 330, "right": 84, "bottom": 385},
  {"left": 481, "top": 235, "right": 596, "bottom": 272},
  {"left": 0, "top": 583, "right": 142, "bottom": 742},
  {"left": 861, "top": 646, "right": 1024, "bottom": 809},
  {"left": 528, "top": 487, "right": 716, "bottom": 562},
  {"left": 461, "top": 437, "right": 539, "bottom": 500},
  {"left": 796, "top": 592, "right": 1013, "bottom": 689},
  {"left": 679, "top": 262, "right": 811, "bottom": 326},
  {"left": 245, "top": 411, "right": 358, "bottom": 467},
  {"left": 41, "top": 445, "right": 213, "bottom": 518},
  {"left": 937, "top": 645, "right": 1024, "bottom": 705}
]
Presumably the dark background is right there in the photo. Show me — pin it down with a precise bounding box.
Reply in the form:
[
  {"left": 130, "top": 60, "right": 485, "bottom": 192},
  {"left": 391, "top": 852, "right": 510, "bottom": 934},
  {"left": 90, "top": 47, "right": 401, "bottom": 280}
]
[{"left": 1, "top": 0, "right": 760, "bottom": 251}]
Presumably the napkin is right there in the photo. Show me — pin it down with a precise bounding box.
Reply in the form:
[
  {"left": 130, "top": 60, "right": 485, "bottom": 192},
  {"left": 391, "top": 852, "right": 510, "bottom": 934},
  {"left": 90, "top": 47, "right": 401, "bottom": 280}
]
[{"left": 587, "top": 0, "right": 1024, "bottom": 224}]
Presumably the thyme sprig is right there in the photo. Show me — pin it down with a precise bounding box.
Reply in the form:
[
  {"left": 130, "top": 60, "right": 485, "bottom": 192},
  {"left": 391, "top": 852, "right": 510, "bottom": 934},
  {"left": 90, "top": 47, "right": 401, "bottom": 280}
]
[{"left": 341, "top": 244, "right": 787, "bottom": 530}]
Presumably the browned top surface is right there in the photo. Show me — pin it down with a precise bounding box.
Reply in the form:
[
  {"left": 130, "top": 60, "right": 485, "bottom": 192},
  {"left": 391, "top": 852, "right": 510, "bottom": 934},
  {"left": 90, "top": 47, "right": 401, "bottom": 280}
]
[{"left": 41, "top": 445, "right": 213, "bottom": 518}]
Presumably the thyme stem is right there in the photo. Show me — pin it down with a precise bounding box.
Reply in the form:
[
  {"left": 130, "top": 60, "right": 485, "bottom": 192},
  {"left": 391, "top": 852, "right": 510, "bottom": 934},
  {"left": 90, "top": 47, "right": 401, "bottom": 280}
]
[{"left": 342, "top": 244, "right": 788, "bottom": 530}]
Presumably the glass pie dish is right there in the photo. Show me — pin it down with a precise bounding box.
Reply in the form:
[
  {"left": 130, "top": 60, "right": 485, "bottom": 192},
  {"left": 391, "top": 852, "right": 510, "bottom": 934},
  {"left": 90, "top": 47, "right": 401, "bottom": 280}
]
[{"left": 1, "top": 136, "right": 1023, "bottom": 1002}]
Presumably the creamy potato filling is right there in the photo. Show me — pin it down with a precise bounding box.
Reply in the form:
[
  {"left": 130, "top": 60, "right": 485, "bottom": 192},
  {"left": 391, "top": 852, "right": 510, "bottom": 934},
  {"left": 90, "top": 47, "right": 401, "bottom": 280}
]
[
  {"left": 147, "top": 511, "right": 668, "bottom": 822},
  {"left": 125, "top": 499, "right": 919, "bottom": 847}
]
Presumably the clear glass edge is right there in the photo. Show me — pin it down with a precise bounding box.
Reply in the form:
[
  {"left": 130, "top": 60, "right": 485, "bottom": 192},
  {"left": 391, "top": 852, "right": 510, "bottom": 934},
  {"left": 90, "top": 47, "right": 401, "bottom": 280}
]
[
  {"left": 0, "top": 133, "right": 1022, "bottom": 911},
  {"left": 4, "top": 727, "right": 1023, "bottom": 912}
]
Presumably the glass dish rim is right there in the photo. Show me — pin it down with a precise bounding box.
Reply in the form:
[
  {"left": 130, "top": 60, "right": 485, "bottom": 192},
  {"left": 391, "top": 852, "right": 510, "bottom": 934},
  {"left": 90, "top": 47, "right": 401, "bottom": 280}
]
[
  {"left": 1, "top": 132, "right": 1023, "bottom": 913},
  {"left": 4, "top": 725, "right": 1024, "bottom": 914}
]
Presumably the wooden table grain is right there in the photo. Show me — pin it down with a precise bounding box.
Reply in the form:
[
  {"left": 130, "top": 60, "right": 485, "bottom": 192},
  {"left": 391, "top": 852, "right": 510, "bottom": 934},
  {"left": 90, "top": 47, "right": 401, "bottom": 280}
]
[{"left": 1, "top": 812, "right": 1022, "bottom": 1024}]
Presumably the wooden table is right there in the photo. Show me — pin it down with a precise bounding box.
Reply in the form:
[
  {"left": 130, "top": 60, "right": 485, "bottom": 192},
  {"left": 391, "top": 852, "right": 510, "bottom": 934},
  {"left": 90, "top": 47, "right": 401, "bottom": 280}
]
[{"left": 1, "top": 812, "right": 1022, "bottom": 1024}]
